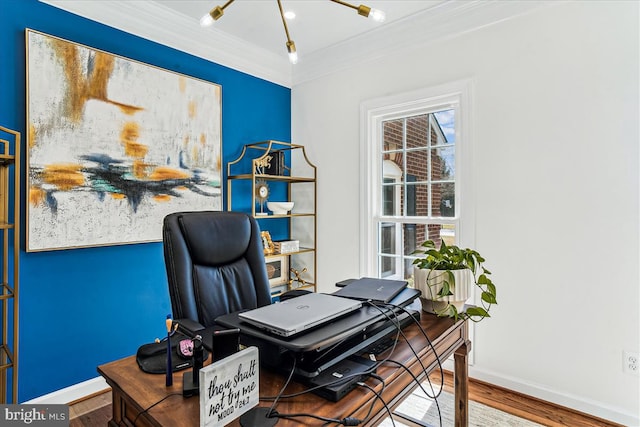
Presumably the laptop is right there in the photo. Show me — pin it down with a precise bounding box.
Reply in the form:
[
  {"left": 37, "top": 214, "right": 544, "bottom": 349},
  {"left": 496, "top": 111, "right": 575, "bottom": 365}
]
[
  {"left": 238, "top": 293, "right": 362, "bottom": 337},
  {"left": 332, "top": 277, "right": 408, "bottom": 303}
]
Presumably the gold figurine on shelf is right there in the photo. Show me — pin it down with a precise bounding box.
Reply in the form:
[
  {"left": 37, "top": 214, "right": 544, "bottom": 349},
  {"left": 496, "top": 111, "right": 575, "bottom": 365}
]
[
  {"left": 254, "top": 155, "right": 273, "bottom": 175},
  {"left": 261, "top": 231, "right": 275, "bottom": 255},
  {"left": 289, "top": 267, "right": 308, "bottom": 288}
]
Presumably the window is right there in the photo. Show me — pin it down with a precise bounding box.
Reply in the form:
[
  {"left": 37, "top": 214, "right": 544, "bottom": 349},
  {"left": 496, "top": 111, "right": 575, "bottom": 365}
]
[{"left": 360, "top": 81, "right": 473, "bottom": 280}]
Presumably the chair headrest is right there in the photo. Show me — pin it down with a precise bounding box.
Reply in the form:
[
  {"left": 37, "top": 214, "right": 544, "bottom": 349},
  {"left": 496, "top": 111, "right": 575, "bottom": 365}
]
[{"left": 177, "top": 212, "right": 253, "bottom": 265}]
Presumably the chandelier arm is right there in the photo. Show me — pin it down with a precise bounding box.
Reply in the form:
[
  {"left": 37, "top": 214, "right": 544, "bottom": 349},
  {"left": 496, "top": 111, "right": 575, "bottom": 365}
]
[
  {"left": 276, "top": 0, "right": 293, "bottom": 42},
  {"left": 329, "top": 0, "right": 374, "bottom": 18},
  {"left": 220, "top": 0, "right": 236, "bottom": 12},
  {"left": 329, "top": 0, "right": 358, "bottom": 12}
]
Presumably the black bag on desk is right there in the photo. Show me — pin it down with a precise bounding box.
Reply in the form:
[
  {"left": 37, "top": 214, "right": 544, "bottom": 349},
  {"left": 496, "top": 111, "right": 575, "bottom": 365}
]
[{"left": 136, "top": 333, "right": 209, "bottom": 374}]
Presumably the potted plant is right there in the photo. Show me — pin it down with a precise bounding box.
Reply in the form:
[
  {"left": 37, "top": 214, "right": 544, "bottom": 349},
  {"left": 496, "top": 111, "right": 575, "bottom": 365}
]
[{"left": 412, "top": 239, "right": 497, "bottom": 322}]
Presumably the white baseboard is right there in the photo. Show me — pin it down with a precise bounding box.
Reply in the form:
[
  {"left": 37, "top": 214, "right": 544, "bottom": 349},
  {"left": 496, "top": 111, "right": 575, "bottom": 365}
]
[
  {"left": 469, "top": 366, "right": 639, "bottom": 427},
  {"left": 23, "top": 377, "right": 111, "bottom": 405}
]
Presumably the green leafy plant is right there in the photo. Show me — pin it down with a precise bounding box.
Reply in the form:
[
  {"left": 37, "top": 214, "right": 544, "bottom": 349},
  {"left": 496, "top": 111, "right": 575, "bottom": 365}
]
[{"left": 413, "top": 239, "right": 497, "bottom": 322}]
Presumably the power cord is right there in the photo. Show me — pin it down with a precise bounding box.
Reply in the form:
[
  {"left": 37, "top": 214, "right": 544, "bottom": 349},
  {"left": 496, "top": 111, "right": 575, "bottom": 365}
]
[
  {"left": 263, "top": 354, "right": 364, "bottom": 425},
  {"left": 384, "top": 359, "right": 443, "bottom": 427},
  {"left": 365, "top": 300, "right": 445, "bottom": 426},
  {"left": 369, "top": 300, "right": 445, "bottom": 399},
  {"left": 357, "top": 373, "right": 386, "bottom": 422},
  {"left": 132, "top": 392, "right": 182, "bottom": 426},
  {"left": 266, "top": 353, "right": 298, "bottom": 417},
  {"left": 356, "top": 381, "right": 396, "bottom": 427}
]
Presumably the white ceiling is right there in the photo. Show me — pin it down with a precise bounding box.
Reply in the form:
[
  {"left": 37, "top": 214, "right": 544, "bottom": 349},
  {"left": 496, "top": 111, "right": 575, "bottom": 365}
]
[
  {"left": 159, "top": 1, "right": 443, "bottom": 57},
  {"left": 40, "top": 0, "right": 553, "bottom": 87}
]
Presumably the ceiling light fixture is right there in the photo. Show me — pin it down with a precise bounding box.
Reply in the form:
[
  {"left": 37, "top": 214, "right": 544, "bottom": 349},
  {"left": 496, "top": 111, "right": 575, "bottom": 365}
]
[
  {"left": 329, "top": 0, "right": 386, "bottom": 22},
  {"left": 277, "top": 0, "right": 298, "bottom": 64},
  {"left": 200, "top": 0, "right": 386, "bottom": 64},
  {"left": 199, "top": 0, "right": 235, "bottom": 27}
]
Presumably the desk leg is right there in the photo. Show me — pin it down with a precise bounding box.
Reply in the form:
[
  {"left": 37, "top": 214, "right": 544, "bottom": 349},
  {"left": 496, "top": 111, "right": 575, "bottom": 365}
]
[{"left": 453, "top": 340, "right": 470, "bottom": 427}]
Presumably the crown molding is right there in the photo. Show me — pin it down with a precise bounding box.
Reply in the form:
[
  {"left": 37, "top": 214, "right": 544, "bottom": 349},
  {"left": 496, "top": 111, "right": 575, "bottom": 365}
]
[
  {"left": 40, "top": 0, "right": 293, "bottom": 87},
  {"left": 41, "top": 0, "right": 559, "bottom": 89},
  {"left": 292, "top": 0, "right": 560, "bottom": 86}
]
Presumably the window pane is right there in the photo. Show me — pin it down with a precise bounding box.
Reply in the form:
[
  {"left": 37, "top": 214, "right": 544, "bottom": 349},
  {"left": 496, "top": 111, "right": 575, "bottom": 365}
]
[
  {"left": 405, "top": 149, "right": 428, "bottom": 182},
  {"left": 406, "top": 115, "right": 429, "bottom": 149},
  {"left": 431, "top": 182, "right": 455, "bottom": 217},
  {"left": 404, "top": 183, "right": 429, "bottom": 217},
  {"left": 431, "top": 146, "right": 455, "bottom": 181},
  {"left": 382, "top": 182, "right": 398, "bottom": 216},
  {"left": 383, "top": 119, "right": 403, "bottom": 151},
  {"left": 426, "top": 224, "right": 456, "bottom": 246},
  {"left": 433, "top": 109, "right": 456, "bottom": 144},
  {"left": 379, "top": 222, "right": 399, "bottom": 277},
  {"left": 379, "top": 222, "right": 398, "bottom": 255},
  {"left": 399, "top": 223, "right": 458, "bottom": 280}
]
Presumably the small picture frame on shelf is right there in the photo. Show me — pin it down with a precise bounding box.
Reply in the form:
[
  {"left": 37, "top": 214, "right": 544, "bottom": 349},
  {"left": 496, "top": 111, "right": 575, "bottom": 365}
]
[{"left": 265, "top": 255, "right": 288, "bottom": 287}]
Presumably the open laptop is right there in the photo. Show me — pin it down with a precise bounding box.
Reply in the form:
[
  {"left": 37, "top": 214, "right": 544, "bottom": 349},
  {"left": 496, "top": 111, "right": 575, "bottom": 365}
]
[
  {"left": 238, "top": 293, "right": 362, "bottom": 337},
  {"left": 332, "top": 277, "right": 408, "bottom": 303}
]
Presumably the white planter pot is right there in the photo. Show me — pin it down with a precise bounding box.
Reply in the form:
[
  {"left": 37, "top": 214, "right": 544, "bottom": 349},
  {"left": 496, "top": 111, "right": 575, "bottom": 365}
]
[{"left": 413, "top": 267, "right": 471, "bottom": 314}]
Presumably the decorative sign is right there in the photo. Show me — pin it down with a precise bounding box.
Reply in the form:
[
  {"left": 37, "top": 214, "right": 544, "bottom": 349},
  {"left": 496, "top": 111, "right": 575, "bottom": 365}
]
[{"left": 199, "top": 346, "right": 259, "bottom": 427}]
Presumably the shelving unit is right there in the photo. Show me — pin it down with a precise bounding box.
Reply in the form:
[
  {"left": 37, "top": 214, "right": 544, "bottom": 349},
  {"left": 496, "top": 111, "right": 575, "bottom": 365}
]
[
  {"left": 0, "top": 126, "right": 19, "bottom": 403},
  {"left": 227, "top": 141, "right": 316, "bottom": 299}
]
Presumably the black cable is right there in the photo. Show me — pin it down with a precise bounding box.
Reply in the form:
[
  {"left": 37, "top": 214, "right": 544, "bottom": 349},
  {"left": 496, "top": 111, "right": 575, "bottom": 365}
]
[
  {"left": 267, "top": 353, "right": 298, "bottom": 417},
  {"left": 356, "top": 381, "right": 396, "bottom": 427},
  {"left": 264, "top": 354, "right": 364, "bottom": 425},
  {"left": 360, "top": 373, "right": 385, "bottom": 422},
  {"left": 384, "top": 359, "right": 442, "bottom": 427},
  {"left": 275, "top": 411, "right": 361, "bottom": 425},
  {"left": 132, "top": 392, "right": 182, "bottom": 426},
  {"left": 365, "top": 300, "right": 444, "bottom": 425},
  {"left": 370, "top": 301, "right": 445, "bottom": 398}
]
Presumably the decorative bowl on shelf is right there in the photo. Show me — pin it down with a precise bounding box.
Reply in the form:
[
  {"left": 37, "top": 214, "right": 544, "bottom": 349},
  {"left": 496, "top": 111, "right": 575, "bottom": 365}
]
[{"left": 267, "top": 201, "right": 294, "bottom": 215}]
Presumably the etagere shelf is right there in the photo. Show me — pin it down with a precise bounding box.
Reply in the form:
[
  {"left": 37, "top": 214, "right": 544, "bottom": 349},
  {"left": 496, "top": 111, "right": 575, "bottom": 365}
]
[
  {"left": 227, "top": 141, "right": 316, "bottom": 299},
  {"left": 0, "top": 125, "right": 20, "bottom": 403}
]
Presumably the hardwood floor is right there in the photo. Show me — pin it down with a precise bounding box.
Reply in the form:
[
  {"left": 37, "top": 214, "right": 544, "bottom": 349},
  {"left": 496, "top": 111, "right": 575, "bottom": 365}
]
[
  {"left": 69, "top": 390, "right": 112, "bottom": 427},
  {"left": 431, "top": 371, "right": 622, "bottom": 427},
  {"left": 68, "top": 371, "right": 623, "bottom": 426}
]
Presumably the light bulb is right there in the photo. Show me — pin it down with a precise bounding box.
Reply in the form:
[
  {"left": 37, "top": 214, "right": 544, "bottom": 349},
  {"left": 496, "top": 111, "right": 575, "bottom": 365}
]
[
  {"left": 200, "top": 13, "right": 214, "bottom": 27},
  {"left": 286, "top": 41, "right": 298, "bottom": 64},
  {"left": 200, "top": 5, "right": 225, "bottom": 26},
  {"left": 369, "top": 8, "right": 385, "bottom": 22}
]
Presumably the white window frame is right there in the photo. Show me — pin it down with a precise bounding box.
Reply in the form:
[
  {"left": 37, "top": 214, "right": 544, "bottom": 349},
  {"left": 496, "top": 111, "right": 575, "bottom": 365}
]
[{"left": 359, "top": 79, "right": 476, "bottom": 281}]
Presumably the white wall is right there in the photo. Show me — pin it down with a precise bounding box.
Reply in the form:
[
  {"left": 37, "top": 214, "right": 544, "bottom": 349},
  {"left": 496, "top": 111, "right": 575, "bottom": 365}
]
[{"left": 292, "top": 1, "right": 639, "bottom": 425}]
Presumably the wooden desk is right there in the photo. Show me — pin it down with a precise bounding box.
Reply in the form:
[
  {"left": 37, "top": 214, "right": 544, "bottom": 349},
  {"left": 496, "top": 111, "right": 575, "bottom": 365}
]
[{"left": 98, "top": 313, "right": 469, "bottom": 427}]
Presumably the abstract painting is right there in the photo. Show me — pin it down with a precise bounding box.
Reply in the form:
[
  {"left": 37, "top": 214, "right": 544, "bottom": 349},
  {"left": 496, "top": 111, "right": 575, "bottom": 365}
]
[{"left": 26, "top": 30, "right": 222, "bottom": 251}]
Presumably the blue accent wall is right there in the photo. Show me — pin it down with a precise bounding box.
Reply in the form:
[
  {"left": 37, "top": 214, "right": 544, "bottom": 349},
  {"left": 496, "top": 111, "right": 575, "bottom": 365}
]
[{"left": 1, "top": 0, "right": 291, "bottom": 401}]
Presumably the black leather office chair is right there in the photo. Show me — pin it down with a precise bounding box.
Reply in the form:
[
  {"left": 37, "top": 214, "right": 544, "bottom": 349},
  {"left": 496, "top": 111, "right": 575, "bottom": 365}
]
[{"left": 162, "top": 211, "right": 273, "bottom": 331}]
